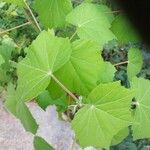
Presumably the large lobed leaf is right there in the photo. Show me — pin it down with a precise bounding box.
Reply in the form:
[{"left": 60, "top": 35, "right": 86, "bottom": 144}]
[
  {"left": 16, "top": 30, "right": 72, "bottom": 102},
  {"left": 66, "top": 3, "right": 116, "bottom": 47},
  {"left": 34, "top": 0, "right": 72, "bottom": 29},
  {"left": 131, "top": 77, "right": 150, "bottom": 140},
  {"left": 72, "top": 82, "right": 134, "bottom": 149},
  {"left": 48, "top": 39, "right": 116, "bottom": 99}
]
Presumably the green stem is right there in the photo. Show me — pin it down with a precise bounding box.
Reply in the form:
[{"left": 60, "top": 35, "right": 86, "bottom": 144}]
[
  {"left": 23, "top": 0, "right": 42, "bottom": 32},
  {"left": 104, "top": 10, "right": 122, "bottom": 14},
  {"left": 0, "top": 22, "right": 31, "bottom": 35},
  {"left": 51, "top": 74, "right": 78, "bottom": 102},
  {"left": 70, "top": 29, "right": 78, "bottom": 41}
]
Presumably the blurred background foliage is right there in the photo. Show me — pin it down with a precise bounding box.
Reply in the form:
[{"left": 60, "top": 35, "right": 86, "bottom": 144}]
[{"left": 0, "top": 0, "right": 150, "bottom": 149}]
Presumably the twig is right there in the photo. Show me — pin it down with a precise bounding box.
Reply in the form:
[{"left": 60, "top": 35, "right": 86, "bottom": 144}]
[
  {"left": 114, "top": 61, "right": 129, "bottom": 66},
  {"left": 70, "top": 29, "right": 78, "bottom": 41},
  {"left": 23, "top": 0, "right": 42, "bottom": 32},
  {"left": 104, "top": 10, "right": 122, "bottom": 14},
  {"left": 0, "top": 22, "right": 31, "bottom": 35}
]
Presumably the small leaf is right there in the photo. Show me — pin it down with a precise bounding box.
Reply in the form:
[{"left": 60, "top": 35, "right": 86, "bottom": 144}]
[
  {"left": 16, "top": 30, "right": 72, "bottom": 101},
  {"left": 127, "top": 48, "right": 143, "bottom": 80},
  {"left": 66, "top": 3, "right": 116, "bottom": 47},
  {"left": 111, "top": 15, "right": 140, "bottom": 44},
  {"left": 34, "top": 0, "right": 72, "bottom": 29},
  {"left": 34, "top": 136, "right": 54, "bottom": 150},
  {"left": 36, "top": 90, "right": 53, "bottom": 110},
  {"left": 72, "top": 82, "right": 134, "bottom": 149},
  {"left": 37, "top": 90, "right": 67, "bottom": 111},
  {"left": 131, "top": 77, "right": 150, "bottom": 140}
]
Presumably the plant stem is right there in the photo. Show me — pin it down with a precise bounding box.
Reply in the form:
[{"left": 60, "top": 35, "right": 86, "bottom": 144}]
[
  {"left": 23, "top": 0, "right": 42, "bottom": 32},
  {"left": 104, "top": 10, "right": 122, "bottom": 14},
  {"left": 114, "top": 61, "right": 129, "bottom": 66},
  {"left": 51, "top": 74, "right": 78, "bottom": 102},
  {"left": 0, "top": 22, "right": 31, "bottom": 35},
  {"left": 70, "top": 29, "right": 78, "bottom": 41}
]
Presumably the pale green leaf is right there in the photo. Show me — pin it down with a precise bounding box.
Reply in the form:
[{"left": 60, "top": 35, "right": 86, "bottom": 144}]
[
  {"left": 0, "top": 44, "right": 13, "bottom": 62},
  {"left": 0, "top": 44, "right": 15, "bottom": 82},
  {"left": 131, "top": 77, "right": 150, "bottom": 140},
  {"left": 98, "top": 62, "right": 116, "bottom": 83},
  {"left": 5, "top": 84, "right": 38, "bottom": 134},
  {"left": 66, "top": 3, "right": 116, "bottom": 47},
  {"left": 111, "top": 128, "right": 129, "bottom": 146},
  {"left": 111, "top": 15, "right": 141, "bottom": 44},
  {"left": 5, "top": 83, "right": 17, "bottom": 115},
  {"left": 17, "top": 30, "right": 72, "bottom": 101},
  {"left": 48, "top": 40, "right": 104, "bottom": 99},
  {"left": 127, "top": 48, "right": 143, "bottom": 80},
  {"left": 72, "top": 82, "right": 134, "bottom": 149},
  {"left": 34, "top": 136, "right": 54, "bottom": 150},
  {"left": 34, "top": 0, "right": 72, "bottom": 29}
]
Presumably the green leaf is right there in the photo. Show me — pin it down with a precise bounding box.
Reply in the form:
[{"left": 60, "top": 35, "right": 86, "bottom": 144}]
[
  {"left": 5, "top": 84, "right": 38, "bottom": 134},
  {"left": 0, "top": 55, "right": 4, "bottom": 66},
  {"left": 111, "top": 128, "right": 129, "bottom": 146},
  {"left": 16, "top": 101, "right": 38, "bottom": 134},
  {"left": 36, "top": 90, "right": 53, "bottom": 110},
  {"left": 48, "top": 40, "right": 104, "bottom": 99},
  {"left": 111, "top": 15, "right": 140, "bottom": 44},
  {"left": 127, "top": 48, "right": 143, "bottom": 80},
  {"left": 16, "top": 30, "right": 72, "bottom": 101},
  {"left": 0, "top": 44, "right": 13, "bottom": 62},
  {"left": 98, "top": 62, "right": 116, "bottom": 83},
  {"left": 66, "top": 3, "right": 116, "bottom": 47},
  {"left": 1, "top": 0, "right": 24, "bottom": 7},
  {"left": 0, "top": 44, "right": 13, "bottom": 68},
  {"left": 72, "top": 82, "right": 134, "bottom": 149},
  {"left": 5, "top": 83, "right": 18, "bottom": 115},
  {"left": 34, "top": 0, "right": 72, "bottom": 29},
  {"left": 131, "top": 77, "right": 150, "bottom": 140},
  {"left": 34, "top": 136, "right": 54, "bottom": 150},
  {"left": 37, "top": 90, "right": 67, "bottom": 111}
]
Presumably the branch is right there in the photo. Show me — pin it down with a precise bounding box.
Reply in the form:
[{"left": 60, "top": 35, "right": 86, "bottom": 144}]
[
  {"left": 0, "top": 22, "right": 31, "bottom": 35},
  {"left": 114, "top": 61, "right": 129, "bottom": 67},
  {"left": 23, "top": 0, "right": 42, "bottom": 32}
]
